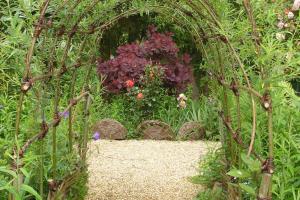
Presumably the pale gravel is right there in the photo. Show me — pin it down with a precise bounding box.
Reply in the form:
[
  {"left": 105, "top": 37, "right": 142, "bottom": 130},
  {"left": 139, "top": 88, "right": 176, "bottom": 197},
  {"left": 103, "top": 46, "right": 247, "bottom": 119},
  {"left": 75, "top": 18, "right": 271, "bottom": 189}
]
[{"left": 86, "top": 140, "right": 218, "bottom": 200}]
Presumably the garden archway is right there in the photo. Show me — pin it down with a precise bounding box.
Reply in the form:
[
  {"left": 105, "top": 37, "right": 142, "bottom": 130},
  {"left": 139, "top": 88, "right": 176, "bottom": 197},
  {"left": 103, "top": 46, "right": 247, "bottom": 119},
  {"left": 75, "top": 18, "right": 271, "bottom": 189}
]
[{"left": 13, "top": 1, "right": 273, "bottom": 199}]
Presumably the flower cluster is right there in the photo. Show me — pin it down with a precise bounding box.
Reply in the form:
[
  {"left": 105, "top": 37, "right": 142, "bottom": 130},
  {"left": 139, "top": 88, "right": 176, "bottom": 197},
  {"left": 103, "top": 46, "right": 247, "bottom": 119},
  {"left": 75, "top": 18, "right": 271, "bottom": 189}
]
[
  {"left": 276, "top": 2, "right": 299, "bottom": 41},
  {"left": 124, "top": 79, "right": 144, "bottom": 100}
]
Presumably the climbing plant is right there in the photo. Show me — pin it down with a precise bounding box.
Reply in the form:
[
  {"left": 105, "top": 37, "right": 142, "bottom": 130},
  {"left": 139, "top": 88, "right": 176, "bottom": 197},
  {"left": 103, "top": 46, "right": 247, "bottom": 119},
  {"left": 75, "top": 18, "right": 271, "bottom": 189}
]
[{"left": 0, "top": 0, "right": 299, "bottom": 200}]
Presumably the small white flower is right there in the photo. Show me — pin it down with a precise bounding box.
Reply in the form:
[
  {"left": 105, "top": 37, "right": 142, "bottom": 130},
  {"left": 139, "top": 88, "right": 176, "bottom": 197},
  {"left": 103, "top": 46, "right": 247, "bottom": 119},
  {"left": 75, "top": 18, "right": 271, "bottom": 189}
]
[
  {"left": 286, "top": 52, "right": 293, "bottom": 61},
  {"left": 277, "top": 21, "right": 285, "bottom": 29},
  {"left": 177, "top": 93, "right": 187, "bottom": 101},
  {"left": 288, "top": 11, "right": 294, "bottom": 19},
  {"left": 177, "top": 93, "right": 187, "bottom": 109},
  {"left": 276, "top": 33, "right": 286, "bottom": 41},
  {"left": 178, "top": 100, "right": 187, "bottom": 109},
  {"left": 292, "top": 0, "right": 300, "bottom": 11},
  {"left": 284, "top": 23, "right": 290, "bottom": 28}
]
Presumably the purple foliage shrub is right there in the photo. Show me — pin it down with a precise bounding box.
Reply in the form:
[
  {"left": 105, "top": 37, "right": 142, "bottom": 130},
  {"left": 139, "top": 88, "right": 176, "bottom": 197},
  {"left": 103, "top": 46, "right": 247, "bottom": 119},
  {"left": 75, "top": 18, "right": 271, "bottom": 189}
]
[{"left": 97, "top": 25, "right": 192, "bottom": 93}]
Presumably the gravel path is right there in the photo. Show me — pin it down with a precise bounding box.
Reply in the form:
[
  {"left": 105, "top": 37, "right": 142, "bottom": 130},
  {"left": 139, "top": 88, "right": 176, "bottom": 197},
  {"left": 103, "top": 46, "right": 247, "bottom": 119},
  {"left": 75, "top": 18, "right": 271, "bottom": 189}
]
[{"left": 86, "top": 140, "right": 217, "bottom": 200}]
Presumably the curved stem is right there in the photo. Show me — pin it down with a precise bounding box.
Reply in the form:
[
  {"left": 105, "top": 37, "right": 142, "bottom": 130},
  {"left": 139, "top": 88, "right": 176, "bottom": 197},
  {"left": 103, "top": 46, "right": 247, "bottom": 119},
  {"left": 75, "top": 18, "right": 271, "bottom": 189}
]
[{"left": 68, "top": 39, "right": 87, "bottom": 152}]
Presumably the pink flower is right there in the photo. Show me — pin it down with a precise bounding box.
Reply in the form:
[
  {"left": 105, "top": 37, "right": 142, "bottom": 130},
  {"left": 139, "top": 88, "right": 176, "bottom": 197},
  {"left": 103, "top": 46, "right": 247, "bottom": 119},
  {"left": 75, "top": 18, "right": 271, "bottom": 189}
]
[
  {"left": 277, "top": 21, "right": 285, "bottom": 29},
  {"left": 125, "top": 80, "right": 134, "bottom": 88},
  {"left": 137, "top": 93, "right": 144, "bottom": 100}
]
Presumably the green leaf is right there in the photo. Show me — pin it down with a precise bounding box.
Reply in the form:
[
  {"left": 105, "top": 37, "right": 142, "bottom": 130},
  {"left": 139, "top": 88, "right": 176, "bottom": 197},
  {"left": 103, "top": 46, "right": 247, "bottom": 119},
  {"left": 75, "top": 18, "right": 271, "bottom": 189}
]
[
  {"left": 21, "top": 184, "right": 42, "bottom": 200},
  {"left": 241, "top": 153, "right": 260, "bottom": 172},
  {"left": 227, "top": 169, "right": 250, "bottom": 178},
  {"left": 236, "top": 0, "right": 243, "bottom": 5},
  {"left": 239, "top": 183, "right": 256, "bottom": 196},
  {"left": 0, "top": 167, "right": 18, "bottom": 178},
  {"left": 0, "top": 185, "right": 22, "bottom": 200},
  {"left": 20, "top": 168, "right": 30, "bottom": 178}
]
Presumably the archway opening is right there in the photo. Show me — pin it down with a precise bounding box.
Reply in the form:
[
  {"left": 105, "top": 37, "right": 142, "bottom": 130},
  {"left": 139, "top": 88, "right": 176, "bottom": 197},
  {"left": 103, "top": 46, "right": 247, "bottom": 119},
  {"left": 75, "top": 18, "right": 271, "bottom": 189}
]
[{"left": 3, "top": 1, "right": 294, "bottom": 200}]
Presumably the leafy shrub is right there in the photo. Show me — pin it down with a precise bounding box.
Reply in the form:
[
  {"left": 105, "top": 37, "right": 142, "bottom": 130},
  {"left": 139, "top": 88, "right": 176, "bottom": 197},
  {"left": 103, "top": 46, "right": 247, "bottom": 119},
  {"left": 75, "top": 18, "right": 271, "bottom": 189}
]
[
  {"left": 97, "top": 26, "right": 195, "bottom": 138},
  {"left": 192, "top": 82, "right": 300, "bottom": 200},
  {"left": 96, "top": 43, "right": 148, "bottom": 93},
  {"left": 125, "top": 65, "right": 167, "bottom": 117},
  {"left": 99, "top": 65, "right": 179, "bottom": 138},
  {"left": 97, "top": 25, "right": 192, "bottom": 94}
]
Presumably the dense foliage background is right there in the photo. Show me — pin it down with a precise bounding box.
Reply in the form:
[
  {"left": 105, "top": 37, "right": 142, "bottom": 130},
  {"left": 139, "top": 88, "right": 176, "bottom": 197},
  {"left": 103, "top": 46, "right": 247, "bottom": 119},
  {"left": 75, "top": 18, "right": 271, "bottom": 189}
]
[{"left": 0, "top": 0, "right": 299, "bottom": 200}]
